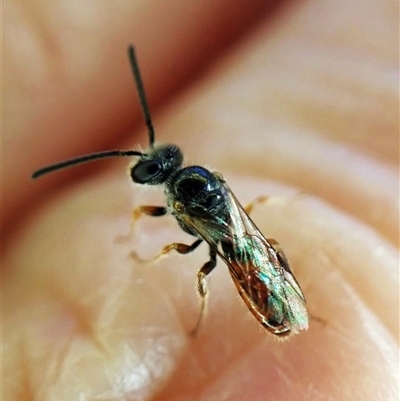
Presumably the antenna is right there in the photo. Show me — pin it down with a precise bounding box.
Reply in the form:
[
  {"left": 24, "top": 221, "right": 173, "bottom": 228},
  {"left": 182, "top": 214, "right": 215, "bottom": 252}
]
[
  {"left": 31, "top": 45, "right": 153, "bottom": 180},
  {"left": 31, "top": 149, "right": 142, "bottom": 179},
  {"left": 128, "top": 45, "right": 155, "bottom": 147}
]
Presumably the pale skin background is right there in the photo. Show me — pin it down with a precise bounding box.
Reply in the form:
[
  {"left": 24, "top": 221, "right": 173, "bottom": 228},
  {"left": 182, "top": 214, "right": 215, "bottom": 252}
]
[{"left": 3, "top": 0, "right": 399, "bottom": 400}]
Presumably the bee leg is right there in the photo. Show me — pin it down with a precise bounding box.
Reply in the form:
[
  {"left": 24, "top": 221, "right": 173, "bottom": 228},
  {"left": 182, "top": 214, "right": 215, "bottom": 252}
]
[
  {"left": 268, "top": 238, "right": 327, "bottom": 331},
  {"left": 191, "top": 247, "right": 217, "bottom": 337},
  {"left": 131, "top": 238, "right": 203, "bottom": 262},
  {"left": 266, "top": 236, "right": 310, "bottom": 305},
  {"left": 246, "top": 193, "right": 309, "bottom": 215},
  {"left": 116, "top": 205, "right": 167, "bottom": 244},
  {"left": 128, "top": 205, "right": 167, "bottom": 236},
  {"left": 159, "top": 238, "right": 203, "bottom": 255},
  {"left": 132, "top": 205, "right": 167, "bottom": 221},
  {"left": 244, "top": 196, "right": 269, "bottom": 215},
  {"left": 267, "top": 238, "right": 290, "bottom": 268}
]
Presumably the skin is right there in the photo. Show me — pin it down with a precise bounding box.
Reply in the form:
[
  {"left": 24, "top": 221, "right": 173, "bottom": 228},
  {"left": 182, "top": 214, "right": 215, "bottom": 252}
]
[{"left": 3, "top": 0, "right": 399, "bottom": 400}]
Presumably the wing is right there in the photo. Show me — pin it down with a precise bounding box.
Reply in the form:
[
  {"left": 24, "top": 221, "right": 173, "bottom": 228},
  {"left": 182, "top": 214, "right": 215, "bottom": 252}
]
[{"left": 180, "top": 180, "right": 308, "bottom": 336}]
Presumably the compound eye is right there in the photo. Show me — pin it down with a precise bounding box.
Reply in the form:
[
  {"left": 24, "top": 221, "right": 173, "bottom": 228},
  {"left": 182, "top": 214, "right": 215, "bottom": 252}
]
[{"left": 131, "top": 160, "right": 162, "bottom": 183}]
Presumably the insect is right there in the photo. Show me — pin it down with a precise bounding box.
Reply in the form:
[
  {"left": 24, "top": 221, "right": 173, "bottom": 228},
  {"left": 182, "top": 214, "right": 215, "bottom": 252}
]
[{"left": 32, "top": 45, "right": 308, "bottom": 337}]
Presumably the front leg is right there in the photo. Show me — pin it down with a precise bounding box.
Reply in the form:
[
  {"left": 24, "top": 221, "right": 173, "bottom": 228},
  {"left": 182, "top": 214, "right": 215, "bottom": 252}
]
[
  {"left": 116, "top": 205, "right": 168, "bottom": 244},
  {"left": 125, "top": 205, "right": 167, "bottom": 237},
  {"left": 132, "top": 205, "right": 167, "bottom": 220}
]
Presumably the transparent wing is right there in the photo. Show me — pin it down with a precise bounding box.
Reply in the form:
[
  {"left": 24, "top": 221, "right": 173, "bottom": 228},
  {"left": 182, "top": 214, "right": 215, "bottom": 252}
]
[
  {"left": 181, "top": 180, "right": 308, "bottom": 336},
  {"left": 220, "top": 182, "right": 308, "bottom": 335}
]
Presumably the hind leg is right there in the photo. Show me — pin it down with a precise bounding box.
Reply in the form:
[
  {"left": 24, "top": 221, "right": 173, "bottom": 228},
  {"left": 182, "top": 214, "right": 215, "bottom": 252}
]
[{"left": 190, "top": 246, "right": 218, "bottom": 337}]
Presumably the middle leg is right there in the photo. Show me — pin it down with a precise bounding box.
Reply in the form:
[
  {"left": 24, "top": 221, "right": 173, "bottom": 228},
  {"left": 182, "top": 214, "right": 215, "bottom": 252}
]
[
  {"left": 244, "top": 196, "right": 269, "bottom": 215},
  {"left": 131, "top": 238, "right": 203, "bottom": 263}
]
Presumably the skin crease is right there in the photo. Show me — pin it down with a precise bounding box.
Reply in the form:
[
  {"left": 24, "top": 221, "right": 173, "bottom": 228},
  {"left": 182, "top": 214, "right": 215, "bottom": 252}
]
[{"left": 2, "top": 0, "right": 399, "bottom": 400}]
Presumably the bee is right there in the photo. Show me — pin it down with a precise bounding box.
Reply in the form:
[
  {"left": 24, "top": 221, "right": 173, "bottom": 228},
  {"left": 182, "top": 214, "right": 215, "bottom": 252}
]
[{"left": 32, "top": 46, "right": 308, "bottom": 337}]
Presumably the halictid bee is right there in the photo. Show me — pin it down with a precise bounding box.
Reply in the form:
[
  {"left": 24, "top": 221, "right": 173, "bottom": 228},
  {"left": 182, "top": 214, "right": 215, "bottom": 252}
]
[{"left": 32, "top": 46, "right": 308, "bottom": 337}]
